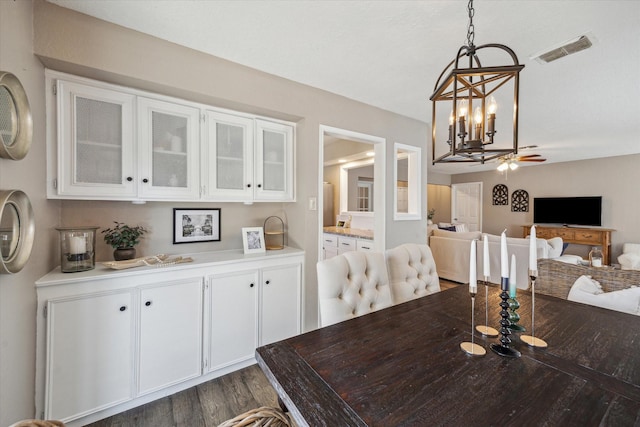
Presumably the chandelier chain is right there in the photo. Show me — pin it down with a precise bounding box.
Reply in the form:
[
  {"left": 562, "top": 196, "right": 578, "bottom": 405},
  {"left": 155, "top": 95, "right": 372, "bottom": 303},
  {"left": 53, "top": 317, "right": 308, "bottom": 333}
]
[{"left": 467, "top": 0, "right": 475, "bottom": 47}]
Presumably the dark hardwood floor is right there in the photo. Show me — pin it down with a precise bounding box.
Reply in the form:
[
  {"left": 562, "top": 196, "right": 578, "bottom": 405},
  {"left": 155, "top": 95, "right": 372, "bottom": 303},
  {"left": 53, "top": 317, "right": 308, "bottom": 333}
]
[
  {"left": 87, "top": 279, "right": 460, "bottom": 427},
  {"left": 86, "top": 364, "right": 279, "bottom": 427}
]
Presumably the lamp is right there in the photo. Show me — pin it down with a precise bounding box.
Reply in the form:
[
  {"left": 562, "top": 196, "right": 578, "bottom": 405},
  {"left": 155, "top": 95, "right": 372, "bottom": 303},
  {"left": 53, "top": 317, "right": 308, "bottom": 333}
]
[{"left": 430, "top": 0, "right": 524, "bottom": 164}]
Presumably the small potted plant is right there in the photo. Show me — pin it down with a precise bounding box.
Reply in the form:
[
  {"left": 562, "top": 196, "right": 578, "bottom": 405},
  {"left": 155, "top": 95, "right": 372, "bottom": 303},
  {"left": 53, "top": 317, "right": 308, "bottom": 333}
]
[
  {"left": 427, "top": 208, "right": 436, "bottom": 225},
  {"left": 102, "top": 221, "right": 148, "bottom": 261}
]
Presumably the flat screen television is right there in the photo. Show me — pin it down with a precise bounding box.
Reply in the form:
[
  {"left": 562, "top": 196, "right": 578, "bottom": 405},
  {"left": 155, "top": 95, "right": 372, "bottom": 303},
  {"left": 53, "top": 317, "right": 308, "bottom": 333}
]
[{"left": 533, "top": 196, "right": 602, "bottom": 227}]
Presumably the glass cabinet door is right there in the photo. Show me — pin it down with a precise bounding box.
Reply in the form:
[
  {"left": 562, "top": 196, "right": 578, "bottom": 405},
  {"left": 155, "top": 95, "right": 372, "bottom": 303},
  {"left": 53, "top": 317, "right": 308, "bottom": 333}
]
[
  {"left": 138, "top": 97, "right": 200, "bottom": 200},
  {"left": 203, "top": 111, "right": 254, "bottom": 200},
  {"left": 57, "top": 80, "right": 136, "bottom": 198},
  {"left": 255, "top": 119, "right": 294, "bottom": 201}
]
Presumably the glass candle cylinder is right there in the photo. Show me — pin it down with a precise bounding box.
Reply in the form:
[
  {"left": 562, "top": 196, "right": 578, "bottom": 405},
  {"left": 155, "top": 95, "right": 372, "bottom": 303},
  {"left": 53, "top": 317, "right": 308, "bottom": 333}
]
[
  {"left": 589, "top": 246, "right": 604, "bottom": 268},
  {"left": 56, "top": 226, "right": 99, "bottom": 273}
]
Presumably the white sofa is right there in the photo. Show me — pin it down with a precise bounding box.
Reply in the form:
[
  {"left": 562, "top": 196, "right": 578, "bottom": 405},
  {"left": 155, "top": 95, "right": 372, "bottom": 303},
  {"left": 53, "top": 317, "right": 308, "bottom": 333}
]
[{"left": 429, "top": 229, "right": 562, "bottom": 289}]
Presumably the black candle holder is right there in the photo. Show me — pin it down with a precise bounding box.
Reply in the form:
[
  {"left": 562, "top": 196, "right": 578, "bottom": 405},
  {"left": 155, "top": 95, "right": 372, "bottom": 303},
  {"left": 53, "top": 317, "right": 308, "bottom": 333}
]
[{"left": 490, "top": 277, "right": 521, "bottom": 358}]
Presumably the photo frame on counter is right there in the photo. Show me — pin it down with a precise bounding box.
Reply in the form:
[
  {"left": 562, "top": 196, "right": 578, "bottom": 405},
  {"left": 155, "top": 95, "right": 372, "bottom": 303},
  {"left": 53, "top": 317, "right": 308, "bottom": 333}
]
[
  {"left": 173, "top": 208, "right": 220, "bottom": 244},
  {"left": 242, "top": 227, "right": 266, "bottom": 254}
]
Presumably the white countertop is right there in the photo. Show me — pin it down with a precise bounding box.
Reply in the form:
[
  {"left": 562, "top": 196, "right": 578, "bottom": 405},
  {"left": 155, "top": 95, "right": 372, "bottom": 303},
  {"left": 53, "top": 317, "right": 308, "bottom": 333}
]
[{"left": 36, "top": 247, "right": 305, "bottom": 287}]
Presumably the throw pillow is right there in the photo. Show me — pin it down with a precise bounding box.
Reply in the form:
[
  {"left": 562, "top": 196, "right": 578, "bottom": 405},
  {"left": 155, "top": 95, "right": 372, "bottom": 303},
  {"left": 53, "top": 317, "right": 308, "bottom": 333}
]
[
  {"left": 547, "top": 237, "right": 564, "bottom": 258},
  {"left": 438, "top": 225, "right": 457, "bottom": 231},
  {"left": 568, "top": 275, "right": 640, "bottom": 316},
  {"left": 454, "top": 224, "right": 468, "bottom": 232}
]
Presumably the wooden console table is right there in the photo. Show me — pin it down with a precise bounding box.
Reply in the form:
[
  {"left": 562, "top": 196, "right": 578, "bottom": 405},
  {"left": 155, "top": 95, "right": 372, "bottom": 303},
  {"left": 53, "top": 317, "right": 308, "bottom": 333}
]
[{"left": 522, "top": 225, "right": 614, "bottom": 265}]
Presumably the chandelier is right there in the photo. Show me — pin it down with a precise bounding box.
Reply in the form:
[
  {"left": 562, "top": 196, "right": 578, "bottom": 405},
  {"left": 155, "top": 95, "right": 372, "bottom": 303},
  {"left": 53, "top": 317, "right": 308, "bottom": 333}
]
[{"left": 430, "top": 0, "right": 524, "bottom": 164}]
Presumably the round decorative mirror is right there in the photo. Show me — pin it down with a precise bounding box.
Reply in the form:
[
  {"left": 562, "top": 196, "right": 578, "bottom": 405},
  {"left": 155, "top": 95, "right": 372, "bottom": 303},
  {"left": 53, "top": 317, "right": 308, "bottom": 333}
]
[
  {"left": 0, "top": 190, "right": 35, "bottom": 274},
  {"left": 0, "top": 72, "right": 32, "bottom": 160}
]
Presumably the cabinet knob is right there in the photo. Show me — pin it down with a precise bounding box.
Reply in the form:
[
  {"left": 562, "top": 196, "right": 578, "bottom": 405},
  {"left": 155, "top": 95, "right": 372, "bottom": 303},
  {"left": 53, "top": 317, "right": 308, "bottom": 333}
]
[
  {"left": 142, "top": 178, "right": 149, "bottom": 183},
  {"left": 145, "top": 301, "right": 152, "bottom": 307},
  {"left": 126, "top": 176, "right": 133, "bottom": 182},
  {"left": 257, "top": 184, "right": 262, "bottom": 188},
  {"left": 247, "top": 183, "right": 252, "bottom": 188},
  {"left": 119, "top": 306, "right": 127, "bottom": 312},
  {"left": 250, "top": 283, "right": 254, "bottom": 288},
  {"left": 265, "top": 280, "right": 270, "bottom": 285}
]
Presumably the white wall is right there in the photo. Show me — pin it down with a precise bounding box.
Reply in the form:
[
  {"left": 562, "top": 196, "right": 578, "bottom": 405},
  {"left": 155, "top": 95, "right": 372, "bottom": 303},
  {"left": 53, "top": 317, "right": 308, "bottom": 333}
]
[{"left": 451, "top": 154, "right": 640, "bottom": 260}]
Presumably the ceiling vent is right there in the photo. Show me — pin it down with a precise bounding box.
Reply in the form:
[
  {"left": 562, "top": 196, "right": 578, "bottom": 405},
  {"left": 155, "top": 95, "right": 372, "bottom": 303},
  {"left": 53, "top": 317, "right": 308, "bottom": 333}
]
[{"left": 531, "top": 34, "right": 596, "bottom": 64}]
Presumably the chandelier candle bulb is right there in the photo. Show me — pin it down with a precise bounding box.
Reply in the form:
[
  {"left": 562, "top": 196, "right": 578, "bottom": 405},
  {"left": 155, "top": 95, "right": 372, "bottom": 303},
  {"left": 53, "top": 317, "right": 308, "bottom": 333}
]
[
  {"left": 483, "top": 234, "right": 490, "bottom": 277},
  {"left": 469, "top": 239, "right": 477, "bottom": 293},
  {"left": 529, "top": 225, "right": 538, "bottom": 273}
]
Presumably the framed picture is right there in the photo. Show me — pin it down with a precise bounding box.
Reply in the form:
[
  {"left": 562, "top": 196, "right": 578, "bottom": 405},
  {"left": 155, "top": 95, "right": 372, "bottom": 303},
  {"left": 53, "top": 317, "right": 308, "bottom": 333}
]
[
  {"left": 242, "top": 227, "right": 266, "bottom": 254},
  {"left": 173, "top": 208, "right": 221, "bottom": 244},
  {"left": 336, "top": 220, "right": 346, "bottom": 228}
]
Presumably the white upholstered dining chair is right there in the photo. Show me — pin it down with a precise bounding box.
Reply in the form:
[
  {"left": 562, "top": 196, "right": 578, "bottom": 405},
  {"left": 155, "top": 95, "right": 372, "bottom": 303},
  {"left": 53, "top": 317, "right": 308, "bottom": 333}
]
[
  {"left": 317, "top": 251, "right": 393, "bottom": 327},
  {"left": 385, "top": 243, "right": 440, "bottom": 304}
]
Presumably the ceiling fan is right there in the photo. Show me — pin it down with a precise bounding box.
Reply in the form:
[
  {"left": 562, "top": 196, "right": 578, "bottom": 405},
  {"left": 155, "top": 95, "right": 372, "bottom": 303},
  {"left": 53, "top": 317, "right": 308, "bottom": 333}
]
[{"left": 497, "top": 151, "right": 547, "bottom": 171}]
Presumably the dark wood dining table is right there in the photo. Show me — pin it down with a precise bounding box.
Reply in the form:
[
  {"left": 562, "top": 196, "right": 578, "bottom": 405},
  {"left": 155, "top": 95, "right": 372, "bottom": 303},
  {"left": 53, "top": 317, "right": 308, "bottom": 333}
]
[{"left": 256, "top": 284, "right": 640, "bottom": 426}]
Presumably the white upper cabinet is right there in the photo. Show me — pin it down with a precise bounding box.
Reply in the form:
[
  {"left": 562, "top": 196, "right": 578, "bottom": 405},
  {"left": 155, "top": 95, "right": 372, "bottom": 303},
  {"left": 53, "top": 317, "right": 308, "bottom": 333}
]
[
  {"left": 203, "top": 113, "right": 295, "bottom": 202},
  {"left": 46, "top": 70, "right": 295, "bottom": 203},
  {"left": 203, "top": 110, "right": 254, "bottom": 201},
  {"left": 137, "top": 97, "right": 201, "bottom": 200},
  {"left": 54, "top": 79, "right": 136, "bottom": 198},
  {"left": 255, "top": 119, "right": 295, "bottom": 202}
]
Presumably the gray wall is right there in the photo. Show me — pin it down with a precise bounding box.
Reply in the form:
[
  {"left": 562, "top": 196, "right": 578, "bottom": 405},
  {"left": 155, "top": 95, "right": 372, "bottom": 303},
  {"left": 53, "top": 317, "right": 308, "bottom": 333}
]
[
  {"left": 451, "top": 154, "right": 640, "bottom": 260},
  {"left": 0, "top": 2, "right": 428, "bottom": 423}
]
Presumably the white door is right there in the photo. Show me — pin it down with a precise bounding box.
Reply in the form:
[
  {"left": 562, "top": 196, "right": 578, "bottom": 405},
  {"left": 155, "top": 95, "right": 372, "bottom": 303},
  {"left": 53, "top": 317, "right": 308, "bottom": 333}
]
[
  {"left": 260, "top": 264, "right": 301, "bottom": 345},
  {"left": 451, "top": 182, "right": 482, "bottom": 231},
  {"left": 208, "top": 270, "right": 259, "bottom": 371},
  {"left": 45, "top": 291, "right": 134, "bottom": 421},
  {"left": 138, "top": 278, "right": 203, "bottom": 395}
]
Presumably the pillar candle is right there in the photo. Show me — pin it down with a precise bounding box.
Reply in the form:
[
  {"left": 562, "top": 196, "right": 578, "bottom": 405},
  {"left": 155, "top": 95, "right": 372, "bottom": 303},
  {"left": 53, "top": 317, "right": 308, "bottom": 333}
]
[
  {"left": 529, "top": 225, "right": 537, "bottom": 273},
  {"left": 483, "top": 234, "right": 490, "bottom": 278},
  {"left": 509, "top": 254, "right": 517, "bottom": 298},
  {"left": 69, "top": 236, "right": 86, "bottom": 255},
  {"left": 500, "top": 230, "right": 508, "bottom": 278},
  {"left": 469, "top": 239, "right": 477, "bottom": 294}
]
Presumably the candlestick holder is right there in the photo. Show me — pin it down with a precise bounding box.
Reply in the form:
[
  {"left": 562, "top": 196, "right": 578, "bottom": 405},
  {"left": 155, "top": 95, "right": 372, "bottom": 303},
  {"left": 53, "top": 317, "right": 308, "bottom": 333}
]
[
  {"left": 521, "top": 273, "right": 548, "bottom": 348},
  {"left": 507, "top": 295, "right": 526, "bottom": 332},
  {"left": 461, "top": 291, "right": 486, "bottom": 356},
  {"left": 476, "top": 278, "right": 498, "bottom": 337},
  {"left": 490, "top": 278, "right": 521, "bottom": 358}
]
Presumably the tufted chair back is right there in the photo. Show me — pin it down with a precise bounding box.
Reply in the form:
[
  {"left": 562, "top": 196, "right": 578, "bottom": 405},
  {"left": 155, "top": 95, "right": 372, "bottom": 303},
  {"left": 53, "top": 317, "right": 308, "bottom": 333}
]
[
  {"left": 317, "top": 251, "right": 393, "bottom": 327},
  {"left": 386, "top": 243, "right": 440, "bottom": 304}
]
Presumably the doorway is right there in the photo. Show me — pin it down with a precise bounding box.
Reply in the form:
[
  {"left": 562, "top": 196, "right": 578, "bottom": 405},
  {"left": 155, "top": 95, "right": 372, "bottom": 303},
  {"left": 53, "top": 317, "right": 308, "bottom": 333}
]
[
  {"left": 318, "top": 125, "right": 386, "bottom": 261},
  {"left": 451, "top": 182, "right": 483, "bottom": 231}
]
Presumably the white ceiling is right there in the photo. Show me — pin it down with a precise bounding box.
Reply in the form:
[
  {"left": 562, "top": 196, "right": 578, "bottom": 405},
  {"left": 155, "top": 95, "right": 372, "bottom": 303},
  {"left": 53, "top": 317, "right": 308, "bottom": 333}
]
[{"left": 48, "top": 0, "right": 640, "bottom": 174}]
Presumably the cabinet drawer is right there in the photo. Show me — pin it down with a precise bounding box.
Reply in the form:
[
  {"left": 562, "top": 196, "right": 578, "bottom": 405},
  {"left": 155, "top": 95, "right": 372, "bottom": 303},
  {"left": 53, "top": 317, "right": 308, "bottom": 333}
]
[
  {"left": 556, "top": 229, "right": 575, "bottom": 240},
  {"left": 535, "top": 228, "right": 555, "bottom": 239},
  {"left": 322, "top": 234, "right": 338, "bottom": 247},
  {"left": 338, "top": 236, "right": 357, "bottom": 253},
  {"left": 574, "top": 230, "right": 602, "bottom": 244},
  {"left": 357, "top": 239, "right": 375, "bottom": 252}
]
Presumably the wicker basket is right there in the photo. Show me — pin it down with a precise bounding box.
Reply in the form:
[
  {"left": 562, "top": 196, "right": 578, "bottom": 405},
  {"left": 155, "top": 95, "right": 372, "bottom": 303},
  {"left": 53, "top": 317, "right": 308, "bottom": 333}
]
[
  {"left": 536, "top": 258, "right": 640, "bottom": 299},
  {"left": 217, "top": 406, "right": 291, "bottom": 427}
]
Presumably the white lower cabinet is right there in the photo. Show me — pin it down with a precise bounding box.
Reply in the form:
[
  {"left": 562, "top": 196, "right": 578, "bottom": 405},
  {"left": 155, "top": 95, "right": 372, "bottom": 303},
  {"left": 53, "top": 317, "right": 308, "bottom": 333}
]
[
  {"left": 45, "top": 290, "right": 135, "bottom": 421},
  {"left": 138, "top": 279, "right": 203, "bottom": 395},
  {"left": 206, "top": 261, "right": 302, "bottom": 372},
  {"left": 36, "top": 248, "right": 303, "bottom": 426},
  {"left": 44, "top": 277, "right": 203, "bottom": 422}
]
